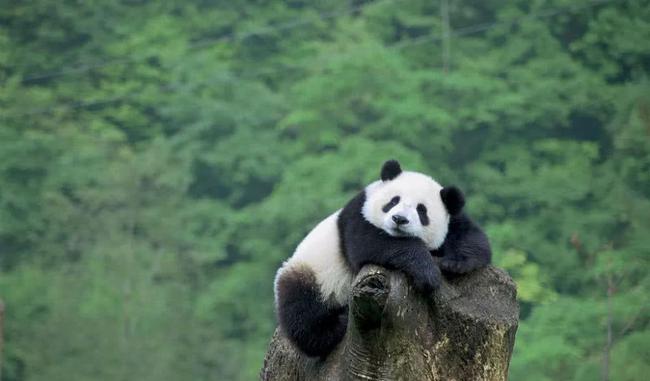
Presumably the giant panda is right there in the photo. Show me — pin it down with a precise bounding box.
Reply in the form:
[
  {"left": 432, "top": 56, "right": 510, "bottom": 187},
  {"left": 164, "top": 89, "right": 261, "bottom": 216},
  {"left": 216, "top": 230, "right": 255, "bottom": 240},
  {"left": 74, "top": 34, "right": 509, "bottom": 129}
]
[{"left": 273, "top": 160, "right": 491, "bottom": 358}]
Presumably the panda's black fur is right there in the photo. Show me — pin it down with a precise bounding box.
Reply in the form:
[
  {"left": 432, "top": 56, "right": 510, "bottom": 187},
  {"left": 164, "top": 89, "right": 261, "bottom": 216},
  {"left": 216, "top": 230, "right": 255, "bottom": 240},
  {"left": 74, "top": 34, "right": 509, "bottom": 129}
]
[{"left": 274, "top": 160, "right": 491, "bottom": 358}]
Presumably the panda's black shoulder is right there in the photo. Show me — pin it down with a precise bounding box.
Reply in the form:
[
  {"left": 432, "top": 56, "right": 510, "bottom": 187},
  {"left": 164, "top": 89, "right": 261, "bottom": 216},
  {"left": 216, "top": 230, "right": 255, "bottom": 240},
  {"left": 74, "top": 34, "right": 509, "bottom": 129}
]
[
  {"left": 446, "top": 212, "right": 481, "bottom": 239},
  {"left": 449, "top": 212, "right": 474, "bottom": 232},
  {"left": 337, "top": 190, "right": 366, "bottom": 231},
  {"left": 336, "top": 189, "right": 394, "bottom": 268},
  {"left": 445, "top": 212, "right": 491, "bottom": 261}
]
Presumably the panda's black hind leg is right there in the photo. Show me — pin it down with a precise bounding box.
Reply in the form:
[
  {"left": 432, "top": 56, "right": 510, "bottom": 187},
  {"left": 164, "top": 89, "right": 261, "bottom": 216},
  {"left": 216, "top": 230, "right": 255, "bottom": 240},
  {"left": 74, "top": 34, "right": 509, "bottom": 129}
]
[{"left": 275, "top": 265, "right": 348, "bottom": 358}]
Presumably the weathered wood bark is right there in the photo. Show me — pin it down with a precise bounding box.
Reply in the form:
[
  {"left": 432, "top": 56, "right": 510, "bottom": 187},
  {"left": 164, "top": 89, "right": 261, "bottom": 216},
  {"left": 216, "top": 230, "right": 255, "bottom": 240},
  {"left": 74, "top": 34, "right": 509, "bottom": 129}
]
[{"left": 261, "top": 264, "right": 519, "bottom": 381}]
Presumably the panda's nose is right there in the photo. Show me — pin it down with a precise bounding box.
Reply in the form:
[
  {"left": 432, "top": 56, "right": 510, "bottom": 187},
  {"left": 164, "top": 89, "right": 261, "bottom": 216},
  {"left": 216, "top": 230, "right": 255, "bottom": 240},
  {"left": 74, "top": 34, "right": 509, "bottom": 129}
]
[{"left": 392, "top": 215, "right": 409, "bottom": 225}]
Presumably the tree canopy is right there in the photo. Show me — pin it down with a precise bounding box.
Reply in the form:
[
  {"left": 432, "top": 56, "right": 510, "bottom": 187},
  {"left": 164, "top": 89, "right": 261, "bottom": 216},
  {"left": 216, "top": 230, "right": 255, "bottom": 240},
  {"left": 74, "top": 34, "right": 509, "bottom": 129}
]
[{"left": 1, "top": 0, "right": 648, "bottom": 380}]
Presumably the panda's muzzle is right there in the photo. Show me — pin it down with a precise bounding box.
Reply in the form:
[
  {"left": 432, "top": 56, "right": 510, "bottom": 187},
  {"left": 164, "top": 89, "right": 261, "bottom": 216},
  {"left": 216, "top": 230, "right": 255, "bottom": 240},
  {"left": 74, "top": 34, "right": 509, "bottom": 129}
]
[{"left": 392, "top": 215, "right": 409, "bottom": 225}]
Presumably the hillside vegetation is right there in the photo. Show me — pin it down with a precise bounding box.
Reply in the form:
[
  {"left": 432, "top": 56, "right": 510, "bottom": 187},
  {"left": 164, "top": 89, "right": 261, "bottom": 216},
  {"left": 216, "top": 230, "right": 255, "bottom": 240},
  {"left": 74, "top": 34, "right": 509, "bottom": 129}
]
[{"left": 1, "top": 0, "right": 648, "bottom": 380}]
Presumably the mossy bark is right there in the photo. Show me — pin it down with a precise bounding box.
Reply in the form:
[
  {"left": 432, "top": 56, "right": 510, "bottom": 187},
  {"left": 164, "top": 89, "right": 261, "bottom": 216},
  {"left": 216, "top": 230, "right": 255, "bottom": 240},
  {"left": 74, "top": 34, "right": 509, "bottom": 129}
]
[{"left": 261, "top": 264, "right": 519, "bottom": 381}]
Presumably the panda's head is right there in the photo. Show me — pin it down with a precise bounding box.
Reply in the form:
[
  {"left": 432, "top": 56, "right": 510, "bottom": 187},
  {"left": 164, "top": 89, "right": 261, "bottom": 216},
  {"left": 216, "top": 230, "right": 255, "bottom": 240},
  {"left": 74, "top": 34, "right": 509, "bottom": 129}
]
[{"left": 361, "top": 159, "right": 465, "bottom": 250}]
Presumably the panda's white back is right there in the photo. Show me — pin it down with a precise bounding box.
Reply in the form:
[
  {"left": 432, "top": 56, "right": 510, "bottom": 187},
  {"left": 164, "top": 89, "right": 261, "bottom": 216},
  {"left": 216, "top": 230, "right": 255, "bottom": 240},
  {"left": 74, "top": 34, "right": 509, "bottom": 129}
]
[{"left": 274, "top": 210, "right": 353, "bottom": 306}]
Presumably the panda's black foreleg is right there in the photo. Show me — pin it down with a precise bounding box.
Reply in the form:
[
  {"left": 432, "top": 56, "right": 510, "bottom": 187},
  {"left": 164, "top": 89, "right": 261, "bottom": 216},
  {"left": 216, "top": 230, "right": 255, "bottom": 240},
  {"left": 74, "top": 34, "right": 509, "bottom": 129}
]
[
  {"left": 275, "top": 266, "right": 348, "bottom": 358},
  {"left": 377, "top": 245, "right": 442, "bottom": 294},
  {"left": 439, "top": 230, "right": 491, "bottom": 274}
]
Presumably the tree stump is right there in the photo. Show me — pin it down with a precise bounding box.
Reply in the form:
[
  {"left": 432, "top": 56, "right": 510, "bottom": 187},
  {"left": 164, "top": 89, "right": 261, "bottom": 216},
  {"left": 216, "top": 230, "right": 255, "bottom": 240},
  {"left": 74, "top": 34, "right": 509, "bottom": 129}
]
[{"left": 261, "top": 264, "right": 519, "bottom": 381}]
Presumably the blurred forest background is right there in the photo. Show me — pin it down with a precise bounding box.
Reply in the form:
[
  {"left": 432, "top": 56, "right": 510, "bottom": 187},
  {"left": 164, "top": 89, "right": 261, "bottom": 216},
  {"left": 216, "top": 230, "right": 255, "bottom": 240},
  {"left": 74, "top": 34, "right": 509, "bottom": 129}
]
[{"left": 1, "top": 0, "right": 649, "bottom": 380}]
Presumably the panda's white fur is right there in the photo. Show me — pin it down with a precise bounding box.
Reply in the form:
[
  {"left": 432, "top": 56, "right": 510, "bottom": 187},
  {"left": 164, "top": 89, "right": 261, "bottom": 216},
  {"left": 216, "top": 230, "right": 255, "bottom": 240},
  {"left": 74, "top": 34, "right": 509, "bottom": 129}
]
[
  {"left": 274, "top": 210, "right": 352, "bottom": 306},
  {"left": 362, "top": 171, "right": 449, "bottom": 250}
]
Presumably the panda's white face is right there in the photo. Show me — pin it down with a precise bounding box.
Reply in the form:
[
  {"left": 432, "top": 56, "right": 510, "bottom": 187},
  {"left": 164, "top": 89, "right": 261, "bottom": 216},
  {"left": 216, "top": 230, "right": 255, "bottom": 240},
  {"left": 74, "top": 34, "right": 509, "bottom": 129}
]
[{"left": 361, "top": 171, "right": 450, "bottom": 250}]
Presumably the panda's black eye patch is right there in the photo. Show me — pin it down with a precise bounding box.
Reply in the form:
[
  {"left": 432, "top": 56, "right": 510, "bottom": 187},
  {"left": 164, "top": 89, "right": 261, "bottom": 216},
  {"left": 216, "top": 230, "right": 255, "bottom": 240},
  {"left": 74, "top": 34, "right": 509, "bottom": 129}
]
[
  {"left": 382, "top": 196, "right": 400, "bottom": 213},
  {"left": 417, "top": 204, "right": 429, "bottom": 226}
]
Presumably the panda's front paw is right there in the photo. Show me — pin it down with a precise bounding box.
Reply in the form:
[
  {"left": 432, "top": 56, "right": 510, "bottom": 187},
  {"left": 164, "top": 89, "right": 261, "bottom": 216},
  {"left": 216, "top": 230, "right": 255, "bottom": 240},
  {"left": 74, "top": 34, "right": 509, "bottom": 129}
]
[
  {"left": 440, "top": 257, "right": 473, "bottom": 274},
  {"left": 410, "top": 265, "right": 441, "bottom": 294}
]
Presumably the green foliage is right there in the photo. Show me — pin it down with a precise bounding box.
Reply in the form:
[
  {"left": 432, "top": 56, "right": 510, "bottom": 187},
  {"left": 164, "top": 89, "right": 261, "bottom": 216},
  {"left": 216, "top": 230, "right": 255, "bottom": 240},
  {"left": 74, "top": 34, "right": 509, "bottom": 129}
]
[{"left": 1, "top": 0, "right": 648, "bottom": 380}]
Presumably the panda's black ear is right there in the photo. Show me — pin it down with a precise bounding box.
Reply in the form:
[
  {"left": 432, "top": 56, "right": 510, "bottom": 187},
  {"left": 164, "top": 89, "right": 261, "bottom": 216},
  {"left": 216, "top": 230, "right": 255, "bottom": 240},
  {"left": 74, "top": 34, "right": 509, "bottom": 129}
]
[
  {"left": 380, "top": 160, "right": 402, "bottom": 181},
  {"left": 441, "top": 186, "right": 465, "bottom": 215}
]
